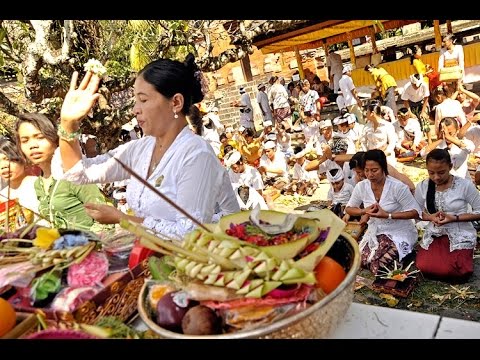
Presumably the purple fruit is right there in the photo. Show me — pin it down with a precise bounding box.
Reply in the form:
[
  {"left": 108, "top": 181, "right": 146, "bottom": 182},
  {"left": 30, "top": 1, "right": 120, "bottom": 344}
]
[{"left": 155, "top": 291, "right": 191, "bottom": 333}]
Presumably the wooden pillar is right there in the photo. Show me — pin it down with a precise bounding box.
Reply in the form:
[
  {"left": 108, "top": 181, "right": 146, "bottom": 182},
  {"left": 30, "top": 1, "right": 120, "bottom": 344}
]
[
  {"left": 323, "top": 41, "right": 329, "bottom": 79},
  {"left": 347, "top": 33, "right": 356, "bottom": 67},
  {"left": 323, "top": 41, "right": 329, "bottom": 58},
  {"left": 240, "top": 54, "right": 253, "bottom": 82},
  {"left": 434, "top": 20, "right": 442, "bottom": 51},
  {"left": 446, "top": 20, "right": 453, "bottom": 34},
  {"left": 369, "top": 26, "right": 378, "bottom": 54},
  {"left": 294, "top": 46, "right": 305, "bottom": 80}
]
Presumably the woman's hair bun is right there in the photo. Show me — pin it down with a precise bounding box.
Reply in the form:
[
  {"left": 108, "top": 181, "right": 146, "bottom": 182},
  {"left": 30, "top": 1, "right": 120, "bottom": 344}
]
[{"left": 184, "top": 53, "right": 199, "bottom": 74}]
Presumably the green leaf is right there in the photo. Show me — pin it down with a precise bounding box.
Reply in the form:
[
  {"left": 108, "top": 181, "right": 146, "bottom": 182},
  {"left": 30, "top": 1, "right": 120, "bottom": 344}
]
[{"left": 0, "top": 27, "right": 6, "bottom": 44}]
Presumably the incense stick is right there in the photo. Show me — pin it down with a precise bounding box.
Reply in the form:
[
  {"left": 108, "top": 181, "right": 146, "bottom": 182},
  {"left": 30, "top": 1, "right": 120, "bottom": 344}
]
[
  {"left": 5, "top": 161, "right": 10, "bottom": 233},
  {"left": 107, "top": 154, "right": 211, "bottom": 232}
]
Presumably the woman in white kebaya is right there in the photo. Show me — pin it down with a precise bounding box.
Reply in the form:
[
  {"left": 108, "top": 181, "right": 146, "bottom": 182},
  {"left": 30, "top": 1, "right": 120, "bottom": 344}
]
[
  {"left": 57, "top": 54, "right": 239, "bottom": 239},
  {"left": 345, "top": 150, "right": 421, "bottom": 274}
]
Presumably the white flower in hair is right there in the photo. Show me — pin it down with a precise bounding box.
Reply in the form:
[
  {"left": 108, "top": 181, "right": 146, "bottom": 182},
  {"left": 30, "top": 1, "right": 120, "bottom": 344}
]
[{"left": 83, "top": 59, "right": 107, "bottom": 77}]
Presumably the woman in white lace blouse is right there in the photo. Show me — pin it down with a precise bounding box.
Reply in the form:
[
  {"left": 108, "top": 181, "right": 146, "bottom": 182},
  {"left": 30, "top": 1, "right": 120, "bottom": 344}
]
[
  {"left": 345, "top": 149, "right": 421, "bottom": 274},
  {"left": 360, "top": 100, "right": 398, "bottom": 165},
  {"left": 56, "top": 54, "right": 239, "bottom": 240},
  {"left": 414, "top": 148, "right": 480, "bottom": 282}
]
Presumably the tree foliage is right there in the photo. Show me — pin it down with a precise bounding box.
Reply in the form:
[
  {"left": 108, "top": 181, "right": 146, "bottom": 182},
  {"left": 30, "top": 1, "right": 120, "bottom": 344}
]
[{"left": 0, "top": 20, "right": 303, "bottom": 150}]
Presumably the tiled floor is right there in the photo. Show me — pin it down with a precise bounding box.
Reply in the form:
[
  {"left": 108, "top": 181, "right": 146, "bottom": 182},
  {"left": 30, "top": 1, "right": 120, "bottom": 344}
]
[
  {"left": 132, "top": 301, "right": 480, "bottom": 339},
  {"left": 329, "top": 302, "right": 480, "bottom": 339}
]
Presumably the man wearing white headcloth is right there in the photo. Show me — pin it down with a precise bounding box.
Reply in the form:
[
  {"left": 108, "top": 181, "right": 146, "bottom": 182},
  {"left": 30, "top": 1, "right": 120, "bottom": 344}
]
[
  {"left": 232, "top": 87, "right": 254, "bottom": 129},
  {"left": 315, "top": 119, "right": 335, "bottom": 156},
  {"left": 292, "top": 147, "right": 319, "bottom": 182},
  {"left": 113, "top": 188, "right": 131, "bottom": 214},
  {"left": 338, "top": 64, "right": 365, "bottom": 124},
  {"left": 224, "top": 150, "right": 264, "bottom": 195},
  {"left": 347, "top": 110, "right": 364, "bottom": 144},
  {"left": 333, "top": 114, "right": 357, "bottom": 154},
  {"left": 206, "top": 106, "right": 225, "bottom": 135},
  {"left": 202, "top": 115, "right": 221, "bottom": 156},
  {"left": 326, "top": 168, "right": 354, "bottom": 213},
  {"left": 401, "top": 73, "right": 431, "bottom": 143},
  {"left": 258, "top": 140, "right": 289, "bottom": 184},
  {"left": 233, "top": 183, "right": 269, "bottom": 211}
]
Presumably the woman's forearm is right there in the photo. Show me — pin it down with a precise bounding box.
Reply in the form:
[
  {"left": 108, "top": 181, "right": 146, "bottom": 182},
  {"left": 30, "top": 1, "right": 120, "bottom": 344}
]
[
  {"left": 121, "top": 213, "right": 144, "bottom": 224},
  {"left": 59, "top": 115, "right": 84, "bottom": 171},
  {"left": 389, "top": 209, "right": 419, "bottom": 220},
  {"left": 59, "top": 137, "right": 83, "bottom": 171},
  {"left": 345, "top": 207, "right": 365, "bottom": 217}
]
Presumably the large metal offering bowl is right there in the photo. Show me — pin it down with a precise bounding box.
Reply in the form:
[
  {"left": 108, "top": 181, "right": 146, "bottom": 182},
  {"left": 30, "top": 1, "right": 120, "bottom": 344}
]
[{"left": 138, "top": 232, "right": 360, "bottom": 339}]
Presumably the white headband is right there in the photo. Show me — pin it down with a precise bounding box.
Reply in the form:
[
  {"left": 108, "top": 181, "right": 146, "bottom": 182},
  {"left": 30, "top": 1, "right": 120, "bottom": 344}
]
[
  {"left": 224, "top": 150, "right": 242, "bottom": 168},
  {"left": 263, "top": 141, "right": 276, "bottom": 150},
  {"left": 326, "top": 168, "right": 344, "bottom": 183}
]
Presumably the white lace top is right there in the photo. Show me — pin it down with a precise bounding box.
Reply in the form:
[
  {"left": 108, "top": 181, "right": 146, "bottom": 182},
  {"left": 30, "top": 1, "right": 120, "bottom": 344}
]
[
  {"left": 57, "top": 127, "right": 240, "bottom": 240},
  {"left": 346, "top": 176, "right": 421, "bottom": 261},
  {"left": 414, "top": 176, "right": 480, "bottom": 251}
]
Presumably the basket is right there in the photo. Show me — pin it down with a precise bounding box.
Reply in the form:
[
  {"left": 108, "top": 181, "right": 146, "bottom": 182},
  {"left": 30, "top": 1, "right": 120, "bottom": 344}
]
[
  {"left": 439, "top": 66, "right": 463, "bottom": 82},
  {"left": 7, "top": 257, "right": 150, "bottom": 325},
  {"left": 0, "top": 199, "right": 33, "bottom": 232},
  {"left": 137, "top": 232, "right": 361, "bottom": 339},
  {"left": 344, "top": 221, "right": 366, "bottom": 242}
]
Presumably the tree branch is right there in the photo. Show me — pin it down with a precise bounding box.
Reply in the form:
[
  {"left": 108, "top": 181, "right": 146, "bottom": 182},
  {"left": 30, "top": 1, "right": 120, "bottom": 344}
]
[
  {"left": 23, "top": 20, "right": 73, "bottom": 103},
  {"left": 0, "top": 91, "right": 24, "bottom": 116},
  {"left": 197, "top": 45, "right": 253, "bottom": 72}
]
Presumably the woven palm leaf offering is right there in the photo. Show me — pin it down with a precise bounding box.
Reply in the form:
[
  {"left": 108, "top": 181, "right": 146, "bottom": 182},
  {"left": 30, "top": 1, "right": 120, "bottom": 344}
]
[
  {"left": 0, "top": 225, "right": 104, "bottom": 310},
  {"left": 122, "top": 207, "right": 360, "bottom": 339}
]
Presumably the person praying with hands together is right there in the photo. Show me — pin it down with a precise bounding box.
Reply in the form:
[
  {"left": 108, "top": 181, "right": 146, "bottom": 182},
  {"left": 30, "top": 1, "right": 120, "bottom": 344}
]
[{"left": 345, "top": 149, "right": 421, "bottom": 274}]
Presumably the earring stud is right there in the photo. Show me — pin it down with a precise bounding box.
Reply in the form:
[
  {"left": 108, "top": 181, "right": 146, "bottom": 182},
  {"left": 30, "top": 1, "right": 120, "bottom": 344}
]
[{"left": 174, "top": 111, "right": 178, "bottom": 119}]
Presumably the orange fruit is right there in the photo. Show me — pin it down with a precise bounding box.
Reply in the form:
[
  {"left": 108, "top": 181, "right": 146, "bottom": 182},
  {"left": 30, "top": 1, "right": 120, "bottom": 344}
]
[
  {"left": 314, "top": 256, "right": 347, "bottom": 294},
  {"left": 0, "top": 298, "right": 16, "bottom": 337}
]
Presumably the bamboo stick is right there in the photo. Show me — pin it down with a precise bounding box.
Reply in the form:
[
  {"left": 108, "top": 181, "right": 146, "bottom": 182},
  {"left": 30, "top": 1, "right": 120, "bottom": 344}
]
[
  {"left": 108, "top": 154, "right": 211, "bottom": 232},
  {"left": 1, "top": 313, "right": 38, "bottom": 339}
]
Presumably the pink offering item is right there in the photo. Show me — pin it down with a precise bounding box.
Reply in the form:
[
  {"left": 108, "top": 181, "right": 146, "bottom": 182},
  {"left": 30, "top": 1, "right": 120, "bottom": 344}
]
[
  {"left": 50, "top": 286, "right": 100, "bottom": 312},
  {"left": 67, "top": 251, "right": 109, "bottom": 287}
]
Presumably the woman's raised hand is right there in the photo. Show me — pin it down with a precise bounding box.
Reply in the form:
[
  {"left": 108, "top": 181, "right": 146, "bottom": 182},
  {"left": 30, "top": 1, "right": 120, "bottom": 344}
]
[{"left": 60, "top": 71, "right": 101, "bottom": 128}]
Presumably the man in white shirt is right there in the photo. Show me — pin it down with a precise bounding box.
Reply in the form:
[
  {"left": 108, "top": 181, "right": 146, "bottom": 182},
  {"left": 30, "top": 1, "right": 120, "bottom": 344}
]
[
  {"left": 394, "top": 107, "right": 424, "bottom": 154},
  {"left": 292, "top": 147, "right": 319, "bottom": 182},
  {"left": 401, "top": 74, "right": 431, "bottom": 142},
  {"left": 327, "top": 50, "right": 343, "bottom": 94},
  {"left": 258, "top": 141, "right": 289, "bottom": 184},
  {"left": 338, "top": 64, "right": 365, "bottom": 124},
  {"left": 256, "top": 83, "right": 273, "bottom": 124},
  {"left": 224, "top": 151, "right": 264, "bottom": 194},
  {"left": 333, "top": 114, "right": 357, "bottom": 154},
  {"left": 232, "top": 87, "right": 254, "bottom": 129},
  {"left": 206, "top": 107, "right": 225, "bottom": 135},
  {"left": 361, "top": 116, "right": 398, "bottom": 164}
]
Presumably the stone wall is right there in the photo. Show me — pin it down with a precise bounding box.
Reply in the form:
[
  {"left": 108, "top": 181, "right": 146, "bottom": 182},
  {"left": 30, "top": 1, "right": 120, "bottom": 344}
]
[{"left": 203, "top": 47, "right": 329, "bottom": 130}]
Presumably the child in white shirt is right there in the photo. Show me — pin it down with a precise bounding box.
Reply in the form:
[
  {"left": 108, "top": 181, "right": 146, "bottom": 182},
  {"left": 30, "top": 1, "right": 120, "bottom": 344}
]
[{"left": 326, "top": 168, "right": 354, "bottom": 222}]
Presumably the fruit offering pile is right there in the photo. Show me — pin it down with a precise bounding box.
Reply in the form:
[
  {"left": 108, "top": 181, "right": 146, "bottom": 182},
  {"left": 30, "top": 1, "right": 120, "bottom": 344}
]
[{"left": 124, "top": 209, "right": 348, "bottom": 336}]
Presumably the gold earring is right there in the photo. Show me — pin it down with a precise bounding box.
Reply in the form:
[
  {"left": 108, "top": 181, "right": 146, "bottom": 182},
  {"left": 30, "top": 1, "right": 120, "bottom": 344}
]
[{"left": 174, "top": 111, "right": 178, "bottom": 119}]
